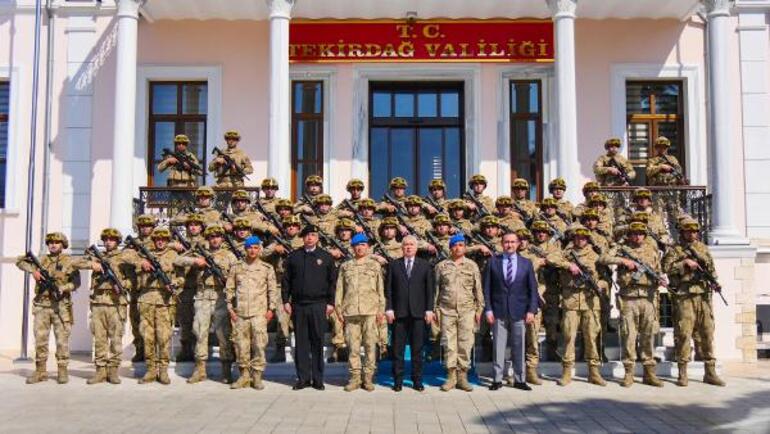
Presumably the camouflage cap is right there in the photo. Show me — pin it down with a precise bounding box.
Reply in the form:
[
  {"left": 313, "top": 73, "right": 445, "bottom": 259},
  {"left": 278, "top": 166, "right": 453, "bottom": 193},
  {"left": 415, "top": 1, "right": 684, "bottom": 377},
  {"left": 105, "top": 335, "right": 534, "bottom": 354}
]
[
  {"left": 173, "top": 134, "right": 190, "bottom": 144},
  {"left": 195, "top": 186, "right": 215, "bottom": 198},
  {"left": 405, "top": 195, "right": 423, "bottom": 207},
  {"left": 150, "top": 228, "right": 172, "bottom": 240},
  {"left": 632, "top": 188, "right": 652, "bottom": 200},
  {"left": 512, "top": 178, "right": 529, "bottom": 189},
  {"left": 515, "top": 228, "right": 533, "bottom": 240},
  {"left": 432, "top": 214, "right": 451, "bottom": 227},
  {"left": 100, "top": 228, "right": 122, "bottom": 240},
  {"left": 282, "top": 215, "right": 302, "bottom": 227},
  {"left": 45, "top": 232, "right": 69, "bottom": 249},
  {"left": 136, "top": 214, "right": 158, "bottom": 227},
  {"left": 495, "top": 196, "right": 513, "bottom": 207},
  {"left": 428, "top": 179, "right": 446, "bottom": 190},
  {"left": 346, "top": 179, "right": 364, "bottom": 190},
  {"left": 314, "top": 194, "right": 333, "bottom": 206},
  {"left": 582, "top": 181, "right": 600, "bottom": 193},
  {"left": 447, "top": 199, "right": 467, "bottom": 210},
  {"left": 204, "top": 225, "right": 225, "bottom": 238},
  {"left": 357, "top": 198, "right": 376, "bottom": 209},
  {"left": 233, "top": 217, "right": 252, "bottom": 230},
  {"left": 231, "top": 189, "right": 250, "bottom": 202},
  {"left": 275, "top": 198, "right": 294, "bottom": 211},
  {"left": 224, "top": 130, "right": 241, "bottom": 140},
  {"left": 627, "top": 222, "right": 648, "bottom": 234},
  {"left": 655, "top": 136, "right": 671, "bottom": 147},
  {"left": 588, "top": 193, "right": 608, "bottom": 206},
  {"left": 548, "top": 177, "right": 567, "bottom": 191},
  {"left": 469, "top": 174, "right": 487, "bottom": 186},
  {"left": 572, "top": 226, "right": 591, "bottom": 238},
  {"left": 530, "top": 220, "right": 551, "bottom": 233},
  {"left": 678, "top": 217, "right": 700, "bottom": 232},
  {"left": 389, "top": 177, "right": 407, "bottom": 189},
  {"left": 540, "top": 197, "right": 558, "bottom": 209},
  {"left": 580, "top": 208, "right": 600, "bottom": 220},
  {"left": 186, "top": 213, "right": 205, "bottom": 226},
  {"left": 630, "top": 211, "right": 650, "bottom": 223},
  {"left": 335, "top": 218, "right": 355, "bottom": 232},
  {"left": 305, "top": 175, "right": 323, "bottom": 186},
  {"left": 479, "top": 215, "right": 500, "bottom": 228},
  {"left": 381, "top": 216, "right": 400, "bottom": 228},
  {"left": 604, "top": 137, "right": 622, "bottom": 149},
  {"left": 261, "top": 177, "right": 279, "bottom": 189}
]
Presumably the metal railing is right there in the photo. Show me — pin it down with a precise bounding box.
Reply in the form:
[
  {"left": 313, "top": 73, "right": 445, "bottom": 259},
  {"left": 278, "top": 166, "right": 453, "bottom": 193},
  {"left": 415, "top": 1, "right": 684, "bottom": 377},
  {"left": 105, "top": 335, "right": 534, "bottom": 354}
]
[{"left": 135, "top": 186, "right": 261, "bottom": 225}]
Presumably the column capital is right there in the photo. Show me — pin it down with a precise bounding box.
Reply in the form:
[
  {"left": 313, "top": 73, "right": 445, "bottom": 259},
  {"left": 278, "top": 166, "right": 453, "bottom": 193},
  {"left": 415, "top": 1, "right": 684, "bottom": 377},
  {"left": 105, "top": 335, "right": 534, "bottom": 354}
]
[
  {"left": 116, "top": 0, "right": 145, "bottom": 18},
  {"left": 266, "top": 0, "right": 295, "bottom": 20},
  {"left": 546, "top": 0, "right": 577, "bottom": 19},
  {"left": 702, "top": 0, "right": 733, "bottom": 17}
]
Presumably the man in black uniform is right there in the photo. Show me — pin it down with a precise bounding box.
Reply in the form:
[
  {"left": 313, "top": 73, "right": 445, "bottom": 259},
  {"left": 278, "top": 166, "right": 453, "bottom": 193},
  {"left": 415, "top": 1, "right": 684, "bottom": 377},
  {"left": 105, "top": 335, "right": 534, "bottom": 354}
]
[{"left": 282, "top": 225, "right": 338, "bottom": 390}]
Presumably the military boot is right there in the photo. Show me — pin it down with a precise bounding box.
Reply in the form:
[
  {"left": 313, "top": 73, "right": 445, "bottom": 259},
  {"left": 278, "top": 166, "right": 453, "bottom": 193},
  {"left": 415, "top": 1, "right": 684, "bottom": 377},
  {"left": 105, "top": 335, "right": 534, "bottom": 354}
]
[
  {"left": 107, "top": 366, "right": 122, "bottom": 384},
  {"left": 440, "top": 368, "right": 457, "bottom": 392},
  {"left": 620, "top": 364, "right": 634, "bottom": 388},
  {"left": 230, "top": 368, "right": 251, "bottom": 389},
  {"left": 138, "top": 364, "right": 156, "bottom": 384},
  {"left": 703, "top": 362, "right": 726, "bottom": 387},
  {"left": 642, "top": 365, "right": 663, "bottom": 387},
  {"left": 362, "top": 373, "right": 375, "bottom": 392},
  {"left": 456, "top": 369, "right": 473, "bottom": 392},
  {"left": 344, "top": 372, "right": 361, "bottom": 392},
  {"left": 57, "top": 365, "right": 69, "bottom": 384},
  {"left": 557, "top": 364, "right": 572, "bottom": 386},
  {"left": 588, "top": 365, "right": 606, "bottom": 387},
  {"left": 87, "top": 367, "right": 107, "bottom": 385},
  {"left": 157, "top": 367, "right": 171, "bottom": 385},
  {"left": 676, "top": 363, "right": 688, "bottom": 387},
  {"left": 526, "top": 366, "right": 542, "bottom": 385},
  {"left": 251, "top": 370, "right": 265, "bottom": 390},
  {"left": 221, "top": 361, "right": 233, "bottom": 384},
  {"left": 187, "top": 361, "right": 207, "bottom": 384},
  {"left": 26, "top": 362, "right": 48, "bottom": 384}
]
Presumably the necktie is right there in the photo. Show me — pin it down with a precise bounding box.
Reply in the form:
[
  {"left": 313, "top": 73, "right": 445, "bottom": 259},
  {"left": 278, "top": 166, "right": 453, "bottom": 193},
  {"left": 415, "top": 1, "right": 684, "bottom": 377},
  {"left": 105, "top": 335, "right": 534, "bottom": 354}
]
[
  {"left": 506, "top": 256, "right": 514, "bottom": 285},
  {"left": 406, "top": 259, "right": 413, "bottom": 278}
]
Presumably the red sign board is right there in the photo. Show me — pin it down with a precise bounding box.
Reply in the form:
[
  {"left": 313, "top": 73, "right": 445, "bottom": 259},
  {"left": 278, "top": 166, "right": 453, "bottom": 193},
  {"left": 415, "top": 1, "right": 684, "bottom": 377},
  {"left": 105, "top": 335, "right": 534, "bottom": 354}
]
[{"left": 289, "top": 20, "right": 554, "bottom": 63}]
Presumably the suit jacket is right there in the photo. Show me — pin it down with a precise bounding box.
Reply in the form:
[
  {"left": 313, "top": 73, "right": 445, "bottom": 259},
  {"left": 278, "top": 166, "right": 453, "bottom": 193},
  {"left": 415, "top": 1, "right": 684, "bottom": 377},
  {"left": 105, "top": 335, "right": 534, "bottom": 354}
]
[
  {"left": 482, "top": 253, "right": 538, "bottom": 321},
  {"left": 385, "top": 256, "right": 434, "bottom": 319}
]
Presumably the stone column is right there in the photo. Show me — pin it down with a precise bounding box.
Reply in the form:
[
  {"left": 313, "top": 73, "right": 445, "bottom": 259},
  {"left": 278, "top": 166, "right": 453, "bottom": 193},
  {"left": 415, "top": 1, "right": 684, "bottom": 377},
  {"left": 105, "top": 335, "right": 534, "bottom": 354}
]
[
  {"left": 110, "top": 0, "right": 143, "bottom": 234},
  {"left": 266, "top": 0, "right": 294, "bottom": 194},
  {"left": 546, "top": 0, "right": 581, "bottom": 202}
]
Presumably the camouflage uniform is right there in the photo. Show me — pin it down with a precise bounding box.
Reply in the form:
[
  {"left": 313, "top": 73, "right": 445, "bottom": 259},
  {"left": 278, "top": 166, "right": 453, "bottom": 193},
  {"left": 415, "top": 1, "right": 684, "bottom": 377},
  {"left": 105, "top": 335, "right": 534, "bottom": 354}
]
[
  {"left": 493, "top": 196, "right": 526, "bottom": 233},
  {"left": 157, "top": 134, "right": 202, "bottom": 187},
  {"left": 530, "top": 228, "right": 566, "bottom": 361},
  {"left": 377, "top": 177, "right": 409, "bottom": 216},
  {"left": 646, "top": 136, "right": 685, "bottom": 220},
  {"left": 174, "top": 220, "right": 208, "bottom": 362},
  {"left": 571, "top": 182, "right": 600, "bottom": 221},
  {"left": 593, "top": 139, "right": 636, "bottom": 186},
  {"left": 209, "top": 131, "right": 254, "bottom": 187},
  {"left": 335, "top": 179, "right": 366, "bottom": 217},
  {"left": 335, "top": 255, "right": 385, "bottom": 391},
  {"left": 511, "top": 178, "right": 538, "bottom": 224},
  {"left": 226, "top": 256, "right": 279, "bottom": 389},
  {"left": 16, "top": 233, "right": 81, "bottom": 384},
  {"left": 257, "top": 177, "right": 281, "bottom": 216},
  {"left": 548, "top": 178, "right": 575, "bottom": 223},
  {"left": 294, "top": 175, "right": 324, "bottom": 215},
  {"left": 171, "top": 187, "right": 222, "bottom": 227},
  {"left": 435, "top": 256, "right": 484, "bottom": 390},
  {"left": 125, "top": 217, "right": 157, "bottom": 361}
]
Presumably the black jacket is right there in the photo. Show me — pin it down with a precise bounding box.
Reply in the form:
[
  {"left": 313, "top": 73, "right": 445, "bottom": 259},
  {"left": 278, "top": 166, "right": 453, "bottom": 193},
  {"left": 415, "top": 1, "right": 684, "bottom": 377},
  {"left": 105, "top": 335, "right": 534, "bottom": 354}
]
[
  {"left": 282, "top": 247, "right": 337, "bottom": 305},
  {"left": 385, "top": 256, "right": 434, "bottom": 319}
]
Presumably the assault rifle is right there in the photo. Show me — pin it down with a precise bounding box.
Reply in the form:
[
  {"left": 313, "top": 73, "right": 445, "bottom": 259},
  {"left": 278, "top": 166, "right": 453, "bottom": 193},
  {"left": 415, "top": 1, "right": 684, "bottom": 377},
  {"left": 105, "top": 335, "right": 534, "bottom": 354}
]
[
  {"left": 194, "top": 245, "right": 228, "bottom": 288},
  {"left": 349, "top": 210, "right": 393, "bottom": 263},
  {"left": 24, "top": 251, "right": 63, "bottom": 302},
  {"left": 125, "top": 235, "right": 177, "bottom": 296},
  {"left": 171, "top": 227, "right": 191, "bottom": 251},
  {"left": 618, "top": 248, "right": 669, "bottom": 289},
  {"left": 161, "top": 148, "right": 203, "bottom": 175},
  {"left": 683, "top": 245, "right": 728, "bottom": 306},
  {"left": 212, "top": 147, "right": 249, "bottom": 181},
  {"left": 85, "top": 245, "right": 126, "bottom": 296},
  {"left": 223, "top": 233, "right": 245, "bottom": 261},
  {"left": 299, "top": 215, "right": 351, "bottom": 261},
  {"left": 660, "top": 154, "right": 688, "bottom": 185},
  {"left": 462, "top": 190, "right": 491, "bottom": 217},
  {"left": 605, "top": 157, "right": 631, "bottom": 185}
]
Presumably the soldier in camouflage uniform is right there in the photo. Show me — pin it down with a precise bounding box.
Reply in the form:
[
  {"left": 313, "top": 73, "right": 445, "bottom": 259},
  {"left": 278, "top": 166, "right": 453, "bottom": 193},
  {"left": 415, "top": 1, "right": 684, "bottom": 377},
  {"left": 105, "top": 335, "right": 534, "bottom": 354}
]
[
  {"left": 16, "top": 232, "right": 81, "bottom": 384},
  {"left": 646, "top": 136, "right": 686, "bottom": 220},
  {"left": 126, "top": 214, "right": 158, "bottom": 362},
  {"left": 622, "top": 188, "right": 672, "bottom": 250},
  {"left": 258, "top": 177, "right": 281, "bottom": 216},
  {"left": 135, "top": 228, "right": 184, "bottom": 384},
  {"left": 588, "top": 193, "right": 614, "bottom": 238},
  {"left": 572, "top": 181, "right": 600, "bottom": 221},
  {"left": 378, "top": 177, "right": 409, "bottom": 216},
  {"left": 427, "top": 214, "right": 454, "bottom": 360},
  {"left": 593, "top": 137, "right": 636, "bottom": 186},
  {"left": 436, "top": 234, "right": 484, "bottom": 392},
  {"left": 336, "top": 179, "right": 366, "bottom": 219},
  {"left": 464, "top": 174, "right": 495, "bottom": 218},
  {"left": 295, "top": 175, "right": 324, "bottom": 215},
  {"left": 556, "top": 226, "right": 614, "bottom": 387},
  {"left": 448, "top": 199, "right": 474, "bottom": 235},
  {"left": 663, "top": 218, "right": 726, "bottom": 387},
  {"left": 615, "top": 222, "right": 666, "bottom": 387},
  {"left": 401, "top": 195, "right": 432, "bottom": 238},
  {"left": 511, "top": 178, "right": 538, "bottom": 225},
  {"left": 467, "top": 215, "right": 502, "bottom": 362},
  {"left": 227, "top": 236, "right": 279, "bottom": 390},
  {"left": 326, "top": 219, "right": 356, "bottom": 363},
  {"left": 157, "top": 134, "right": 203, "bottom": 187},
  {"left": 175, "top": 225, "right": 239, "bottom": 384},
  {"left": 226, "top": 189, "right": 279, "bottom": 238},
  {"left": 538, "top": 198, "right": 569, "bottom": 242},
  {"left": 75, "top": 229, "right": 136, "bottom": 385},
  {"left": 171, "top": 186, "right": 222, "bottom": 227},
  {"left": 548, "top": 178, "right": 574, "bottom": 223},
  {"left": 173, "top": 214, "right": 208, "bottom": 362},
  {"left": 336, "top": 234, "right": 386, "bottom": 391},
  {"left": 493, "top": 196, "right": 526, "bottom": 233},
  {"left": 304, "top": 194, "right": 339, "bottom": 236},
  {"left": 208, "top": 130, "right": 254, "bottom": 187},
  {"left": 355, "top": 198, "right": 382, "bottom": 240},
  {"left": 228, "top": 217, "right": 253, "bottom": 259},
  {"left": 373, "top": 217, "right": 403, "bottom": 353},
  {"left": 424, "top": 179, "right": 450, "bottom": 216}
]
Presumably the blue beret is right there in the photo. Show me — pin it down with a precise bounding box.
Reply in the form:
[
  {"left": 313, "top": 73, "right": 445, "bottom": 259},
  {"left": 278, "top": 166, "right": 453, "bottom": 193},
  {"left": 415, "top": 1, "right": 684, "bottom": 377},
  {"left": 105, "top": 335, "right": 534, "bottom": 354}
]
[
  {"left": 449, "top": 233, "right": 465, "bottom": 248},
  {"left": 244, "top": 236, "right": 262, "bottom": 248},
  {"left": 351, "top": 233, "right": 368, "bottom": 246}
]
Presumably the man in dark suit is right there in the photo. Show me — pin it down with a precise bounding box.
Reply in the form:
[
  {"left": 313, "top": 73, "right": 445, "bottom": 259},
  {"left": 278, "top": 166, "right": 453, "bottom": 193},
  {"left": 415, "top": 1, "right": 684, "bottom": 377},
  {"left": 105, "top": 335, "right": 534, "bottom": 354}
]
[
  {"left": 483, "top": 232, "right": 539, "bottom": 391},
  {"left": 384, "top": 235, "right": 434, "bottom": 392},
  {"left": 282, "top": 225, "right": 338, "bottom": 390}
]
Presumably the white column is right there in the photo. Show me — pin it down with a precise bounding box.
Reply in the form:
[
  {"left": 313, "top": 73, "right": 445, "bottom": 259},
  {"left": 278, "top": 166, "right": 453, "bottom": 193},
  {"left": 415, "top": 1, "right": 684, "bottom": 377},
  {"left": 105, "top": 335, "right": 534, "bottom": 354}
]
[
  {"left": 705, "top": 0, "right": 748, "bottom": 245},
  {"left": 267, "top": 0, "right": 294, "bottom": 193},
  {"left": 547, "top": 0, "right": 580, "bottom": 203},
  {"left": 110, "top": 0, "right": 142, "bottom": 234}
]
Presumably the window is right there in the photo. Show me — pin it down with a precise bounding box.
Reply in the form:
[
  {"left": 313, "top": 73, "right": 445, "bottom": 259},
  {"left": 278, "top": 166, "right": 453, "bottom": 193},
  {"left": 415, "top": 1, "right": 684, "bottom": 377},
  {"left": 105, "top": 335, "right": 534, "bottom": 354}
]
[
  {"left": 0, "top": 81, "right": 8, "bottom": 207},
  {"left": 291, "top": 81, "right": 324, "bottom": 200},
  {"left": 510, "top": 80, "right": 543, "bottom": 200},
  {"left": 147, "top": 81, "right": 207, "bottom": 186},
  {"left": 369, "top": 82, "right": 464, "bottom": 199},
  {"left": 626, "top": 81, "right": 685, "bottom": 186}
]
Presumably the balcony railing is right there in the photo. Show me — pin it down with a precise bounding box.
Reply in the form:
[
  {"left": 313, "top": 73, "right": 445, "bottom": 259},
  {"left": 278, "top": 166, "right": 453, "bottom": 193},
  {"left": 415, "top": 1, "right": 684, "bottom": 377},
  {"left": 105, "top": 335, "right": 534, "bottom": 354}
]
[{"left": 134, "top": 187, "right": 261, "bottom": 226}]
